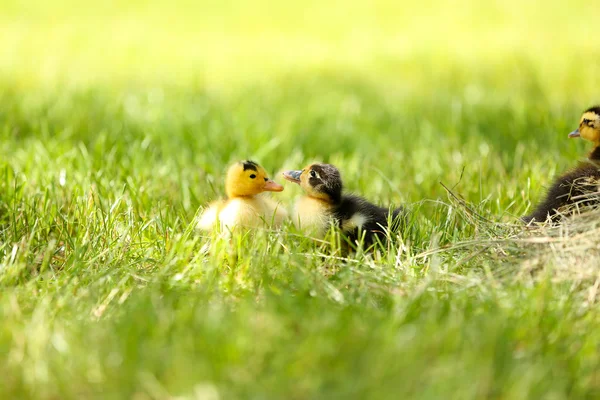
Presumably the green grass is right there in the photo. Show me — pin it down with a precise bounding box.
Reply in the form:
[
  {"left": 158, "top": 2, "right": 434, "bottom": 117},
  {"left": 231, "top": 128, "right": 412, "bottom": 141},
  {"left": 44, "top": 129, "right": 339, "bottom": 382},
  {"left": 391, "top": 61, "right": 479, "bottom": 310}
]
[{"left": 2, "top": 0, "right": 600, "bottom": 398}]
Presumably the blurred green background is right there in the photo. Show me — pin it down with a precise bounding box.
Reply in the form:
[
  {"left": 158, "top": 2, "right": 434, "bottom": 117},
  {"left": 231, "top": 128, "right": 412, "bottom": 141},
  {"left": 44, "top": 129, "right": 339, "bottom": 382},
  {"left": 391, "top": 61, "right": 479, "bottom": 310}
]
[
  {"left": 3, "top": 0, "right": 600, "bottom": 215},
  {"left": 2, "top": 1, "right": 600, "bottom": 398}
]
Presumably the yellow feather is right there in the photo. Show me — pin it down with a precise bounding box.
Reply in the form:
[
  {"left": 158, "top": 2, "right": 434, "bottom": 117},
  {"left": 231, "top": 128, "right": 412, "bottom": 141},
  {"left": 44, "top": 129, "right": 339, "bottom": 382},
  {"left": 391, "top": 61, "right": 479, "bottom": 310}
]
[
  {"left": 197, "top": 160, "right": 287, "bottom": 233},
  {"left": 196, "top": 201, "right": 225, "bottom": 231},
  {"left": 292, "top": 196, "right": 332, "bottom": 237},
  {"left": 198, "top": 197, "right": 287, "bottom": 232}
]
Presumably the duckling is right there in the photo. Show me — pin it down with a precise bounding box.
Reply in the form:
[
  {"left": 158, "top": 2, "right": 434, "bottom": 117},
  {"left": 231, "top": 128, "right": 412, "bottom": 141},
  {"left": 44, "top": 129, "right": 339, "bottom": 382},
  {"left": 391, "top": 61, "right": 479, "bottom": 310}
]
[
  {"left": 282, "top": 163, "right": 403, "bottom": 248},
  {"left": 197, "top": 160, "right": 287, "bottom": 231},
  {"left": 523, "top": 106, "right": 600, "bottom": 223}
]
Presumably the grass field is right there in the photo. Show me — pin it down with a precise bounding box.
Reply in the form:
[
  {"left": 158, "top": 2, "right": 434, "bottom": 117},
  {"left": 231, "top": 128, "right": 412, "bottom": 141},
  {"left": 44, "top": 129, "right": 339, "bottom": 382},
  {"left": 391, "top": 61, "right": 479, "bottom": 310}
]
[{"left": 2, "top": 0, "right": 600, "bottom": 398}]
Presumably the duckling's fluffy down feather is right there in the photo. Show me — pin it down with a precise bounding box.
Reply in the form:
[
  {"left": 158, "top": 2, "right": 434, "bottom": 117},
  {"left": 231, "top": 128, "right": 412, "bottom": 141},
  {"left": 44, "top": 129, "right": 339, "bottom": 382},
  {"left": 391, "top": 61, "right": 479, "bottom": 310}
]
[
  {"left": 291, "top": 196, "right": 331, "bottom": 236},
  {"left": 291, "top": 193, "right": 403, "bottom": 246},
  {"left": 524, "top": 162, "right": 600, "bottom": 223},
  {"left": 197, "top": 196, "right": 287, "bottom": 231},
  {"left": 196, "top": 200, "right": 224, "bottom": 231},
  {"left": 333, "top": 194, "right": 404, "bottom": 246}
]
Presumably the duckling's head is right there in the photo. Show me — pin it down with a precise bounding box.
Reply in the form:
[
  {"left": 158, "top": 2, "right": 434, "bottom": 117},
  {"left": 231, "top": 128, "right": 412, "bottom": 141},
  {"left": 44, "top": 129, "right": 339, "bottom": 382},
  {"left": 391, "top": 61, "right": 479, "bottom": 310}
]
[
  {"left": 569, "top": 106, "right": 600, "bottom": 145},
  {"left": 282, "top": 163, "right": 342, "bottom": 203},
  {"left": 225, "top": 160, "right": 283, "bottom": 198}
]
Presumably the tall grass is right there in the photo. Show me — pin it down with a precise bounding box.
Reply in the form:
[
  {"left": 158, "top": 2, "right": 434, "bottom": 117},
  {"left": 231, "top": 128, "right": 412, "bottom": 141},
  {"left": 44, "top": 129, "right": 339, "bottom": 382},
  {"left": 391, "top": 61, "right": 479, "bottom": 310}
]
[{"left": 2, "top": 0, "right": 600, "bottom": 398}]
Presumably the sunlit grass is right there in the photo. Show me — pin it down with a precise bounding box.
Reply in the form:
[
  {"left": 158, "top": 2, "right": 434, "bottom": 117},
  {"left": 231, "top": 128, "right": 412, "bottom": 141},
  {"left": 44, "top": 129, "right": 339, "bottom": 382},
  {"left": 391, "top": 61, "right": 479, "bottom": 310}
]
[{"left": 2, "top": 0, "right": 600, "bottom": 398}]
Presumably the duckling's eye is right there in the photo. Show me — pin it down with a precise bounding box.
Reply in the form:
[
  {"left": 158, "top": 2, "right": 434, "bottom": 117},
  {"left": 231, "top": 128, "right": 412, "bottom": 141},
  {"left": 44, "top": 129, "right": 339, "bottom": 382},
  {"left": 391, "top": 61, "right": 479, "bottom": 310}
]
[
  {"left": 309, "top": 170, "right": 317, "bottom": 178},
  {"left": 249, "top": 174, "right": 256, "bottom": 179},
  {"left": 264, "top": 177, "right": 268, "bottom": 182}
]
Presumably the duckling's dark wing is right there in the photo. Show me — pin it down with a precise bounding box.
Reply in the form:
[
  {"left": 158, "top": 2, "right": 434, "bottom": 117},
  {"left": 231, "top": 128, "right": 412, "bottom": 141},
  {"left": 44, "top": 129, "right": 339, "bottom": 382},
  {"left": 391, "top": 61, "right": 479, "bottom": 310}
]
[
  {"left": 333, "top": 195, "right": 403, "bottom": 247},
  {"left": 523, "top": 163, "right": 600, "bottom": 223},
  {"left": 331, "top": 195, "right": 361, "bottom": 224}
]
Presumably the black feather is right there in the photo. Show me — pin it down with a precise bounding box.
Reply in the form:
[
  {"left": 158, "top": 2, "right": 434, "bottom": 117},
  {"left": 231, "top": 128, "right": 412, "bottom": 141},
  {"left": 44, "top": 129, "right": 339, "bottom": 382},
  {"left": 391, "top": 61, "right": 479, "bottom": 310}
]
[
  {"left": 311, "top": 164, "right": 342, "bottom": 203},
  {"left": 242, "top": 160, "right": 258, "bottom": 171},
  {"left": 584, "top": 105, "right": 600, "bottom": 115},
  {"left": 523, "top": 161, "right": 600, "bottom": 223},
  {"left": 331, "top": 194, "right": 404, "bottom": 248}
]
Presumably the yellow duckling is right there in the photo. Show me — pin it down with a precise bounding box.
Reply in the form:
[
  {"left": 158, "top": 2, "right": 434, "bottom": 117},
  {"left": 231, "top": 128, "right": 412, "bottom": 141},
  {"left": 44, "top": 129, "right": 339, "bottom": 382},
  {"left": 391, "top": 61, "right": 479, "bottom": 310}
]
[{"left": 197, "top": 160, "right": 287, "bottom": 231}]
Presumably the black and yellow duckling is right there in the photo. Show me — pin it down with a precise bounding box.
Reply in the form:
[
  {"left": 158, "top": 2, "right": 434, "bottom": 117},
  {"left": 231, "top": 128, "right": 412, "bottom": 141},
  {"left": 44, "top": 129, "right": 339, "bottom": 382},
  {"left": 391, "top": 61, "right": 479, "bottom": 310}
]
[
  {"left": 282, "top": 163, "right": 403, "bottom": 248},
  {"left": 524, "top": 106, "right": 600, "bottom": 223},
  {"left": 197, "top": 160, "right": 288, "bottom": 231}
]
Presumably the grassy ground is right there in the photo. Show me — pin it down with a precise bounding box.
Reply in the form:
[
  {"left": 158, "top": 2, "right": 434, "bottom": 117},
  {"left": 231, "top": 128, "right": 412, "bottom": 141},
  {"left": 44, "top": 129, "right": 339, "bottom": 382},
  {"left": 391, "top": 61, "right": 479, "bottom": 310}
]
[{"left": 2, "top": 0, "right": 600, "bottom": 398}]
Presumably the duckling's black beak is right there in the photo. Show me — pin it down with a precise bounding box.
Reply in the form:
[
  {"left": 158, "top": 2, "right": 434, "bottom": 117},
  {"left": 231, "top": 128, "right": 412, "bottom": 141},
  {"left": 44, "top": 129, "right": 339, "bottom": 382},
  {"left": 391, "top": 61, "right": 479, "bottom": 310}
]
[
  {"left": 282, "top": 170, "right": 302, "bottom": 184},
  {"left": 569, "top": 129, "right": 581, "bottom": 138}
]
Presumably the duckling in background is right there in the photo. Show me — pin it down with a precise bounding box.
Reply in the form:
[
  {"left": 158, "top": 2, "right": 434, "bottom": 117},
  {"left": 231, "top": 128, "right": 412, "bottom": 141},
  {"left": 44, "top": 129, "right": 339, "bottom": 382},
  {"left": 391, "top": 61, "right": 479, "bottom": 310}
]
[
  {"left": 197, "top": 160, "right": 287, "bottom": 231},
  {"left": 283, "top": 163, "right": 403, "bottom": 248},
  {"left": 524, "top": 106, "right": 600, "bottom": 223}
]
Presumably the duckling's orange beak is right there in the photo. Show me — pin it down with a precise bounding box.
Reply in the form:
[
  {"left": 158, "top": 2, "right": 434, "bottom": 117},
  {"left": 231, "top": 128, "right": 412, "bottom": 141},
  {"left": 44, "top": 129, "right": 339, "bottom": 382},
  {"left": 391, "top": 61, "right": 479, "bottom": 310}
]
[
  {"left": 569, "top": 129, "right": 581, "bottom": 138},
  {"left": 282, "top": 170, "right": 302, "bottom": 184},
  {"left": 263, "top": 179, "right": 284, "bottom": 192}
]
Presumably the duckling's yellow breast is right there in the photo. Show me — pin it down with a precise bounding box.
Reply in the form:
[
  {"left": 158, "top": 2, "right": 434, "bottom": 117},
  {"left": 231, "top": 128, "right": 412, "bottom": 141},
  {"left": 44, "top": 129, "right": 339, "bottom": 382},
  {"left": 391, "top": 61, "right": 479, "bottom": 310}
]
[
  {"left": 292, "top": 197, "right": 332, "bottom": 237},
  {"left": 216, "top": 196, "right": 287, "bottom": 230}
]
